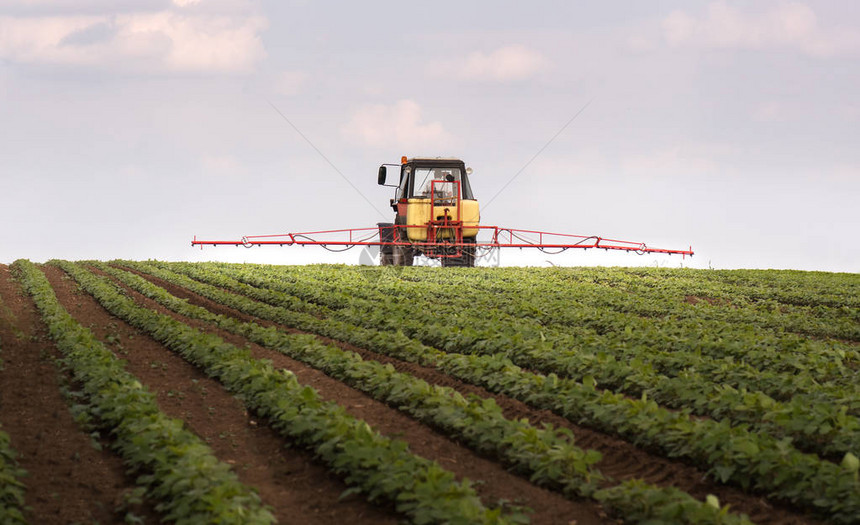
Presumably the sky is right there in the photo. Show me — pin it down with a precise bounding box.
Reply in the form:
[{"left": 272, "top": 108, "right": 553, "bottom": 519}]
[{"left": 1, "top": 0, "right": 858, "bottom": 272}]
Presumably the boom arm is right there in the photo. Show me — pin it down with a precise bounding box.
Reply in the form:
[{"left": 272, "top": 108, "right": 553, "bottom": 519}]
[{"left": 191, "top": 225, "right": 693, "bottom": 257}]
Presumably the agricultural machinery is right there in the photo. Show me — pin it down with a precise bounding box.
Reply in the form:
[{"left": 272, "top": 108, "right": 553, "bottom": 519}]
[{"left": 192, "top": 156, "right": 693, "bottom": 266}]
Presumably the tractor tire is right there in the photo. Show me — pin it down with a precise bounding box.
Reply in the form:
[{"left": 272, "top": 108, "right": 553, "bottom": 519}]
[
  {"left": 441, "top": 238, "right": 476, "bottom": 267},
  {"left": 393, "top": 243, "right": 414, "bottom": 266},
  {"left": 392, "top": 217, "right": 414, "bottom": 266},
  {"left": 377, "top": 222, "right": 395, "bottom": 266}
]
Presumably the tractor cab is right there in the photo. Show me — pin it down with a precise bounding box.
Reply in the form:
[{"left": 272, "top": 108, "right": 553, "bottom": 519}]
[
  {"left": 377, "top": 157, "right": 480, "bottom": 266},
  {"left": 390, "top": 159, "right": 475, "bottom": 204}
]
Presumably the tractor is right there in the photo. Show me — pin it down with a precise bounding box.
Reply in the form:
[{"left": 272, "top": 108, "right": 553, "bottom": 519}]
[
  {"left": 192, "top": 155, "right": 693, "bottom": 263},
  {"left": 377, "top": 156, "right": 479, "bottom": 267}
]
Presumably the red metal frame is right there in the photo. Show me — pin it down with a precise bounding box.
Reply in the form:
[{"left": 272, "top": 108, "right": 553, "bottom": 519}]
[
  {"left": 192, "top": 224, "right": 694, "bottom": 258},
  {"left": 423, "top": 179, "right": 463, "bottom": 258}
]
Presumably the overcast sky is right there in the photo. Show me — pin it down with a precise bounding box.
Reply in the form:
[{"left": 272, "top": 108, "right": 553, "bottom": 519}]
[{"left": 1, "top": 1, "right": 858, "bottom": 272}]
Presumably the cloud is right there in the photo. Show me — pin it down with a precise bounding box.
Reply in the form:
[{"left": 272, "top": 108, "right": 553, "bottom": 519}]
[
  {"left": 341, "top": 100, "right": 451, "bottom": 150},
  {"left": 58, "top": 20, "right": 116, "bottom": 46},
  {"left": 662, "top": 2, "right": 860, "bottom": 57},
  {"left": 0, "top": 4, "right": 267, "bottom": 73},
  {"left": 0, "top": 1, "right": 254, "bottom": 13},
  {"left": 429, "top": 45, "right": 549, "bottom": 82}
]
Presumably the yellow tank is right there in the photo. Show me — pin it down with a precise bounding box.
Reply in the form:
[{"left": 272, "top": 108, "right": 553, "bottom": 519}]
[
  {"left": 461, "top": 199, "right": 480, "bottom": 237},
  {"left": 406, "top": 198, "right": 480, "bottom": 241}
]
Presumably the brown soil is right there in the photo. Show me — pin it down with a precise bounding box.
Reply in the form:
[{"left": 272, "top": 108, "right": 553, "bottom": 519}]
[
  {"left": 81, "top": 264, "right": 613, "bottom": 525},
  {"left": 0, "top": 265, "right": 159, "bottom": 524},
  {"left": 126, "top": 266, "right": 820, "bottom": 525}
]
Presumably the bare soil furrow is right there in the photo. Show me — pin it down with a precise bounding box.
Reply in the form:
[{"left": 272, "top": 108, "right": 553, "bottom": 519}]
[
  {"left": 0, "top": 265, "right": 159, "bottom": 524},
  {"left": 43, "top": 265, "right": 399, "bottom": 525}
]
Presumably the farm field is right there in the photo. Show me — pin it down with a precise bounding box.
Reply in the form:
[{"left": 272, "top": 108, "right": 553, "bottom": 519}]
[{"left": 0, "top": 261, "right": 858, "bottom": 524}]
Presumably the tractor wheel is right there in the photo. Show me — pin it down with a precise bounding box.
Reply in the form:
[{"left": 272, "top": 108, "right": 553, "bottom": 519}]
[
  {"left": 393, "top": 224, "right": 414, "bottom": 266},
  {"left": 393, "top": 243, "right": 414, "bottom": 266},
  {"left": 377, "top": 222, "right": 395, "bottom": 266},
  {"left": 441, "top": 238, "right": 475, "bottom": 267}
]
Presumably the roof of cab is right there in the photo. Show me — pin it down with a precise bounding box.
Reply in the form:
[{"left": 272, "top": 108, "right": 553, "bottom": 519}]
[{"left": 406, "top": 157, "right": 464, "bottom": 163}]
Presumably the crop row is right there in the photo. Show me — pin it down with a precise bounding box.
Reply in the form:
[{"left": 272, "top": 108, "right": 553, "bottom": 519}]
[
  {"left": 100, "top": 261, "right": 753, "bottom": 524},
  {"left": 204, "top": 262, "right": 859, "bottom": 384},
  {"left": 397, "top": 265, "right": 860, "bottom": 340},
  {"left": 89, "top": 264, "right": 605, "bottom": 496},
  {"left": 54, "top": 260, "right": 515, "bottom": 525},
  {"left": 271, "top": 263, "right": 859, "bottom": 371},
  {"left": 0, "top": 428, "right": 26, "bottom": 525},
  {"left": 640, "top": 267, "right": 860, "bottom": 310},
  {"left": 258, "top": 263, "right": 857, "bottom": 391},
  {"left": 0, "top": 336, "right": 27, "bottom": 525},
  {"left": 247, "top": 264, "right": 860, "bottom": 411},
  {"left": 573, "top": 271, "right": 859, "bottom": 341},
  {"left": 13, "top": 260, "right": 277, "bottom": 525},
  {"left": 540, "top": 267, "right": 856, "bottom": 338},
  {"left": 178, "top": 261, "right": 860, "bottom": 458},
  {"left": 334, "top": 300, "right": 860, "bottom": 460},
  {"left": 217, "top": 262, "right": 857, "bottom": 342},
  {"left": 126, "top": 260, "right": 860, "bottom": 524}
]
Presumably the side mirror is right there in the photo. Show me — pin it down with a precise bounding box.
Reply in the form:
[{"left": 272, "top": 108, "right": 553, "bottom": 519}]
[
  {"left": 465, "top": 167, "right": 473, "bottom": 175},
  {"left": 378, "top": 165, "right": 387, "bottom": 185}
]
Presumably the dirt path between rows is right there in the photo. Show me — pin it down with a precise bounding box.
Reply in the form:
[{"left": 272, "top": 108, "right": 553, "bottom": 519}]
[
  {"left": 124, "top": 266, "right": 819, "bottom": 525},
  {"left": 42, "top": 264, "right": 400, "bottom": 525},
  {"left": 94, "top": 264, "right": 614, "bottom": 525},
  {"left": 0, "top": 265, "right": 159, "bottom": 524}
]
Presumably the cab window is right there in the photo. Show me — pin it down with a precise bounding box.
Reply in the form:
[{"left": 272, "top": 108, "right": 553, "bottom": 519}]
[
  {"left": 395, "top": 166, "right": 411, "bottom": 201},
  {"left": 413, "top": 168, "right": 462, "bottom": 198}
]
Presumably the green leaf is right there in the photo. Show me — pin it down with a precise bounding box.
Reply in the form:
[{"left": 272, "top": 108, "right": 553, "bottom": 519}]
[
  {"left": 842, "top": 452, "right": 859, "bottom": 473},
  {"left": 582, "top": 375, "right": 596, "bottom": 389}
]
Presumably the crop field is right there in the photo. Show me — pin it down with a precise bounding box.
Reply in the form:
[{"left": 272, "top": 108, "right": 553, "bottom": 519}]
[{"left": 0, "top": 261, "right": 858, "bottom": 524}]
